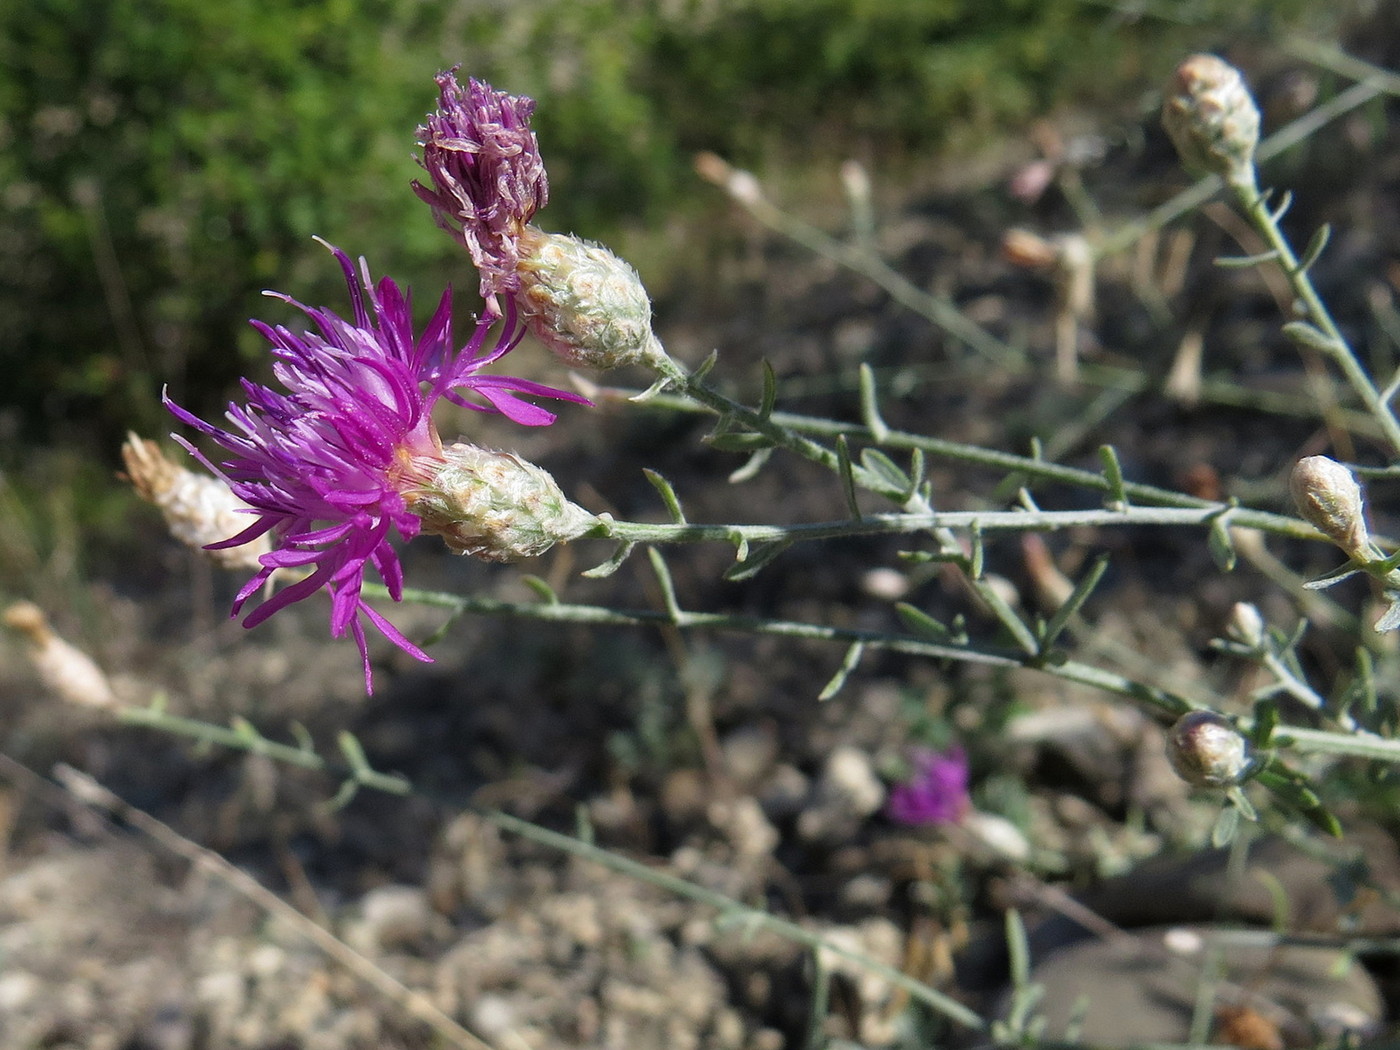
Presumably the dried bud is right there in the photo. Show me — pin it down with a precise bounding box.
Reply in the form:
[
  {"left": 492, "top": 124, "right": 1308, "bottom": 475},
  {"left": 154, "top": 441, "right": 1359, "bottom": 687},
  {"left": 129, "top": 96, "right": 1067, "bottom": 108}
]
[
  {"left": 409, "top": 442, "right": 596, "bottom": 561},
  {"left": 1161, "top": 54, "right": 1260, "bottom": 186},
  {"left": 514, "top": 227, "right": 659, "bottom": 371},
  {"left": 1226, "top": 602, "right": 1266, "bottom": 648},
  {"left": 1166, "top": 711, "right": 1254, "bottom": 788},
  {"left": 1290, "top": 455, "right": 1371, "bottom": 559},
  {"left": 1001, "top": 228, "right": 1060, "bottom": 271},
  {"left": 3, "top": 602, "right": 118, "bottom": 710},
  {"left": 121, "top": 434, "right": 269, "bottom": 570}
]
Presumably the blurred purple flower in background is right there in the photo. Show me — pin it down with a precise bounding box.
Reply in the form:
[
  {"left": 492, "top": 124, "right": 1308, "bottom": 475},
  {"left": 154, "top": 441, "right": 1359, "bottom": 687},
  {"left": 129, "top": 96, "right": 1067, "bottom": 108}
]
[
  {"left": 886, "top": 747, "right": 970, "bottom": 826},
  {"left": 413, "top": 69, "right": 548, "bottom": 310},
  {"left": 165, "top": 242, "right": 584, "bottom": 692}
]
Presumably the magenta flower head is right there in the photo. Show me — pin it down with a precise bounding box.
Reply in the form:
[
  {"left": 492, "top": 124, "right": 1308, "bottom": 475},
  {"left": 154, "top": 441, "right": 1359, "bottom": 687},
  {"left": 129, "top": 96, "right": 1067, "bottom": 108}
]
[
  {"left": 413, "top": 68, "right": 547, "bottom": 310},
  {"left": 886, "top": 747, "right": 970, "bottom": 827},
  {"left": 164, "top": 241, "right": 587, "bottom": 693}
]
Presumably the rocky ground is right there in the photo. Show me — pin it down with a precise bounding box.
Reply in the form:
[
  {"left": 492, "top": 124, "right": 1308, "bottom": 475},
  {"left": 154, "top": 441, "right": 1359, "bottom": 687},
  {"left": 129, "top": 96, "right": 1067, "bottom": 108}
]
[{"left": 5, "top": 35, "right": 1400, "bottom": 1049}]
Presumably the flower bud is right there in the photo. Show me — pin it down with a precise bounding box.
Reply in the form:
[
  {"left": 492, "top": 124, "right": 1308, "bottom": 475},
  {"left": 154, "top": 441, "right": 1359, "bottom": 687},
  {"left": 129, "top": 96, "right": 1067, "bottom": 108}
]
[
  {"left": 3, "top": 602, "right": 118, "bottom": 710},
  {"left": 1226, "top": 602, "right": 1265, "bottom": 648},
  {"left": 1166, "top": 711, "right": 1254, "bottom": 788},
  {"left": 121, "top": 434, "right": 269, "bottom": 571},
  {"left": 514, "top": 226, "right": 660, "bottom": 370},
  {"left": 1290, "top": 455, "right": 1371, "bottom": 559},
  {"left": 409, "top": 443, "right": 597, "bottom": 562},
  {"left": 1161, "top": 54, "right": 1260, "bottom": 187}
]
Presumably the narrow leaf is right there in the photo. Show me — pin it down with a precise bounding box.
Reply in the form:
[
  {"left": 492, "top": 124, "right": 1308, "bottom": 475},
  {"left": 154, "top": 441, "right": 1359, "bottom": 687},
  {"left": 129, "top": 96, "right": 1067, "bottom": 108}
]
[
  {"left": 1214, "top": 249, "right": 1282, "bottom": 268},
  {"left": 836, "top": 434, "right": 862, "bottom": 519},
  {"left": 643, "top": 468, "right": 687, "bottom": 524},
  {"left": 728, "top": 447, "right": 773, "bottom": 484},
  {"left": 1282, "top": 320, "right": 1343, "bottom": 355},
  {"left": 706, "top": 432, "right": 778, "bottom": 453},
  {"left": 1098, "top": 445, "right": 1128, "bottom": 509},
  {"left": 859, "top": 447, "right": 910, "bottom": 495},
  {"left": 818, "top": 642, "right": 865, "bottom": 701},
  {"left": 758, "top": 359, "right": 777, "bottom": 420},
  {"left": 858, "top": 363, "right": 890, "bottom": 443},
  {"left": 1039, "top": 555, "right": 1109, "bottom": 651},
  {"left": 895, "top": 602, "right": 952, "bottom": 642},
  {"left": 1207, "top": 514, "right": 1237, "bottom": 572},
  {"left": 646, "top": 547, "right": 684, "bottom": 622},
  {"left": 582, "top": 541, "right": 636, "bottom": 578},
  {"left": 520, "top": 575, "right": 559, "bottom": 604},
  {"left": 1296, "top": 223, "right": 1332, "bottom": 274},
  {"left": 723, "top": 540, "right": 791, "bottom": 581}
]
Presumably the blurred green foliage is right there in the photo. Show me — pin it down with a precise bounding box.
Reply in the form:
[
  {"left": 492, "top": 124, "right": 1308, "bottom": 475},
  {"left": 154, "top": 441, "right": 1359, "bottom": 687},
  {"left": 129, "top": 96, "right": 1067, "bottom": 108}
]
[{"left": 1, "top": 0, "right": 1319, "bottom": 449}]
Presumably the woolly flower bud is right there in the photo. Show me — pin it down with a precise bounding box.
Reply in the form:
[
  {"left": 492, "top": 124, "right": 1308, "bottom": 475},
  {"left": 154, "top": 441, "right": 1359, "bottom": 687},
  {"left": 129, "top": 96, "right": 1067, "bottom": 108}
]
[
  {"left": 1166, "top": 711, "right": 1254, "bottom": 788},
  {"left": 1226, "top": 601, "right": 1266, "bottom": 648},
  {"left": 1290, "top": 455, "right": 1371, "bottom": 559},
  {"left": 121, "top": 434, "right": 268, "bottom": 570},
  {"left": 1161, "top": 54, "right": 1260, "bottom": 186},
  {"left": 408, "top": 442, "right": 597, "bottom": 562},
  {"left": 3, "top": 602, "right": 118, "bottom": 710},
  {"left": 514, "top": 226, "right": 659, "bottom": 371}
]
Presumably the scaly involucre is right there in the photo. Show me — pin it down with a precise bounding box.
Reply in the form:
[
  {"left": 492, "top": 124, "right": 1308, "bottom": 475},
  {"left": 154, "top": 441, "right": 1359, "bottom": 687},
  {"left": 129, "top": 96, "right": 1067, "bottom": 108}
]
[
  {"left": 413, "top": 68, "right": 548, "bottom": 307},
  {"left": 165, "top": 242, "right": 585, "bottom": 691}
]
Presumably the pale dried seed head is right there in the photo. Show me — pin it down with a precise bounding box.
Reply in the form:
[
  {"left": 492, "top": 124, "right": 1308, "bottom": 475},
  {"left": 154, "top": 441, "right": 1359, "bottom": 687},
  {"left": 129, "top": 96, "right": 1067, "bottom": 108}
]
[
  {"left": 3, "top": 601, "right": 118, "bottom": 710},
  {"left": 122, "top": 434, "right": 269, "bottom": 570}
]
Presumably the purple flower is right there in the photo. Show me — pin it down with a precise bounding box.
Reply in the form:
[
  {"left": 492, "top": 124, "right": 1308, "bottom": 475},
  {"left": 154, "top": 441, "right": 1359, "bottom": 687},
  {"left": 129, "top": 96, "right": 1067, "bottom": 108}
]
[
  {"left": 165, "top": 242, "right": 587, "bottom": 692},
  {"left": 413, "top": 69, "right": 548, "bottom": 310},
  {"left": 886, "top": 747, "right": 969, "bottom": 827}
]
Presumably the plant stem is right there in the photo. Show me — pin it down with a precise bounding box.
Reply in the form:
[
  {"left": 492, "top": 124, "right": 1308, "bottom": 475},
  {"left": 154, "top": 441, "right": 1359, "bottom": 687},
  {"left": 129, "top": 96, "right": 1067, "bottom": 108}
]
[
  {"left": 1230, "top": 174, "right": 1400, "bottom": 456},
  {"left": 595, "top": 505, "right": 1290, "bottom": 547}
]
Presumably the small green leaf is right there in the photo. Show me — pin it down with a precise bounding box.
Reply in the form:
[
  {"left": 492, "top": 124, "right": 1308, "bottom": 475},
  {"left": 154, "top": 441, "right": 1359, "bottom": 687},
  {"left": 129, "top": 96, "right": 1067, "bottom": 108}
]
[
  {"left": 758, "top": 359, "right": 777, "bottom": 420},
  {"left": 646, "top": 547, "right": 683, "bottom": 622},
  {"left": 1207, "top": 514, "right": 1237, "bottom": 571},
  {"left": 1296, "top": 223, "right": 1332, "bottom": 274},
  {"left": 706, "top": 432, "right": 778, "bottom": 453},
  {"left": 858, "top": 363, "right": 890, "bottom": 443},
  {"left": 723, "top": 540, "right": 791, "bottom": 581},
  {"left": 1212, "top": 804, "right": 1242, "bottom": 847},
  {"left": 1282, "top": 320, "right": 1343, "bottom": 355},
  {"left": 1214, "top": 249, "right": 1281, "bottom": 268},
  {"left": 1250, "top": 696, "right": 1279, "bottom": 748},
  {"left": 643, "top": 468, "right": 687, "bottom": 524},
  {"left": 1039, "top": 554, "right": 1109, "bottom": 652},
  {"left": 818, "top": 642, "right": 865, "bottom": 701},
  {"left": 895, "top": 602, "right": 952, "bottom": 642},
  {"left": 520, "top": 575, "right": 559, "bottom": 604},
  {"left": 728, "top": 447, "right": 773, "bottom": 484},
  {"left": 836, "top": 434, "right": 861, "bottom": 519},
  {"left": 582, "top": 541, "right": 636, "bottom": 578},
  {"left": 1098, "top": 445, "right": 1128, "bottom": 509},
  {"left": 692, "top": 349, "right": 720, "bottom": 382},
  {"left": 859, "top": 447, "right": 909, "bottom": 494}
]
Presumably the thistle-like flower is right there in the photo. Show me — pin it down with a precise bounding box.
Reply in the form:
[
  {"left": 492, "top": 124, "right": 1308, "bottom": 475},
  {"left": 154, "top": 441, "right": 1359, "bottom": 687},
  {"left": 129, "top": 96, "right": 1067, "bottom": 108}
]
[
  {"left": 415, "top": 71, "right": 662, "bottom": 371},
  {"left": 413, "top": 69, "right": 548, "bottom": 310},
  {"left": 886, "top": 747, "right": 970, "bottom": 827},
  {"left": 165, "top": 242, "right": 587, "bottom": 692}
]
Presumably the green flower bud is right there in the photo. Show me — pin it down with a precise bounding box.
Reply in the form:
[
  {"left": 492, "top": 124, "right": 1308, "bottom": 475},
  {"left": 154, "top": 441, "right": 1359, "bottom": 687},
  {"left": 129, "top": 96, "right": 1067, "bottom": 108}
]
[
  {"left": 515, "top": 226, "right": 660, "bottom": 371},
  {"left": 1290, "top": 455, "right": 1371, "bottom": 559},
  {"left": 410, "top": 443, "right": 596, "bottom": 562},
  {"left": 1167, "top": 711, "right": 1254, "bottom": 788},
  {"left": 1161, "top": 54, "right": 1260, "bottom": 187}
]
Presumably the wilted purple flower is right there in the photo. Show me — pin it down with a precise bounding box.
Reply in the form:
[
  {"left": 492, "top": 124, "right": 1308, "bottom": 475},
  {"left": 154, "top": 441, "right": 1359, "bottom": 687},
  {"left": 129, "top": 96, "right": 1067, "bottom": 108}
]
[
  {"left": 413, "top": 69, "right": 548, "bottom": 309},
  {"left": 886, "top": 747, "right": 970, "bottom": 827},
  {"left": 165, "top": 242, "right": 586, "bottom": 692}
]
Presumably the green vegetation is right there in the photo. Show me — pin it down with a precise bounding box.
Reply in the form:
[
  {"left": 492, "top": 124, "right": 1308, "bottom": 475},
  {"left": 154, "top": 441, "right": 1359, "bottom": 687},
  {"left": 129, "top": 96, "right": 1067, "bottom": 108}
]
[{"left": 1, "top": 0, "right": 1320, "bottom": 447}]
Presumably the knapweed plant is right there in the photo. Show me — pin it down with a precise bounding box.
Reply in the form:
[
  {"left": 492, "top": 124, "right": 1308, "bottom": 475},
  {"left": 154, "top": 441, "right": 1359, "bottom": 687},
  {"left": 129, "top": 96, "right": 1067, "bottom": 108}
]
[{"left": 102, "top": 55, "right": 1400, "bottom": 1043}]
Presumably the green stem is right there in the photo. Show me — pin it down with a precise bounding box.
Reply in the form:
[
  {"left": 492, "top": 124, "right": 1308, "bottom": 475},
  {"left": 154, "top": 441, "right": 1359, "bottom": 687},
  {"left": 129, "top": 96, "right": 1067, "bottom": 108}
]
[
  {"left": 595, "top": 505, "right": 1293, "bottom": 547},
  {"left": 607, "top": 385, "right": 1324, "bottom": 542},
  {"left": 1230, "top": 176, "right": 1400, "bottom": 456}
]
